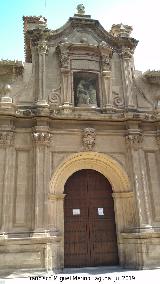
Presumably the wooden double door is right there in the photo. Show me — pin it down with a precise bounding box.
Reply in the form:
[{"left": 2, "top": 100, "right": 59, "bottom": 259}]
[{"left": 64, "top": 169, "right": 119, "bottom": 268}]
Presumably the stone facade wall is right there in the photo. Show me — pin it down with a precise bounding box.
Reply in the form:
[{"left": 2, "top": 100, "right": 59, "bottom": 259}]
[{"left": 0, "top": 7, "right": 160, "bottom": 273}]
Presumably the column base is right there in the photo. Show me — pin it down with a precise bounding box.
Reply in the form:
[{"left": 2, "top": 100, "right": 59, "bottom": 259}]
[
  {"left": 0, "top": 232, "right": 8, "bottom": 239},
  {"left": 36, "top": 100, "right": 49, "bottom": 107},
  {"left": 0, "top": 96, "right": 16, "bottom": 114},
  {"left": 0, "top": 234, "right": 62, "bottom": 275},
  {"left": 32, "top": 229, "right": 50, "bottom": 238},
  {"left": 121, "top": 231, "right": 160, "bottom": 269},
  {"left": 62, "top": 102, "right": 74, "bottom": 114},
  {"left": 126, "top": 225, "right": 154, "bottom": 233},
  {"left": 35, "top": 100, "right": 50, "bottom": 115},
  {"left": 102, "top": 105, "right": 115, "bottom": 113}
]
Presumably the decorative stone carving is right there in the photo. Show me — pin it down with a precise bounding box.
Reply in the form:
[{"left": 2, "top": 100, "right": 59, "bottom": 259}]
[
  {"left": 125, "top": 133, "right": 143, "bottom": 150},
  {"left": 101, "top": 55, "right": 111, "bottom": 71},
  {"left": 110, "top": 23, "right": 133, "bottom": 38},
  {"left": 57, "top": 44, "right": 70, "bottom": 69},
  {"left": 143, "top": 70, "right": 160, "bottom": 86},
  {"left": 120, "top": 47, "right": 133, "bottom": 60},
  {"left": 48, "top": 87, "right": 61, "bottom": 107},
  {"left": 38, "top": 40, "right": 48, "bottom": 54},
  {"left": 32, "top": 131, "right": 53, "bottom": 145},
  {"left": 0, "top": 131, "right": 14, "bottom": 146},
  {"left": 77, "top": 4, "right": 85, "bottom": 15},
  {"left": 113, "top": 92, "right": 124, "bottom": 107},
  {"left": 82, "top": 128, "right": 96, "bottom": 151}
]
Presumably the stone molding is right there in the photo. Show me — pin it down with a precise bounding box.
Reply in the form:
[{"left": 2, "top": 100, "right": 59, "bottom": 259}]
[
  {"left": 0, "top": 131, "right": 14, "bottom": 146},
  {"left": 82, "top": 128, "right": 96, "bottom": 151}
]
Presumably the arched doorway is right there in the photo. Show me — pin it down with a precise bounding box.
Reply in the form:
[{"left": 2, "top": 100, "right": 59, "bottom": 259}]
[{"left": 64, "top": 169, "right": 119, "bottom": 268}]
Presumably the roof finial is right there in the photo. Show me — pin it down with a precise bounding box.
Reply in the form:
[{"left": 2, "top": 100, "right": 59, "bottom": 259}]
[{"left": 77, "top": 4, "right": 85, "bottom": 15}]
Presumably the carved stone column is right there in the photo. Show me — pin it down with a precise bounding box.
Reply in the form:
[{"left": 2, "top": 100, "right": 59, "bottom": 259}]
[
  {"left": 120, "top": 48, "right": 136, "bottom": 109},
  {"left": 0, "top": 130, "right": 15, "bottom": 234},
  {"left": 32, "top": 126, "right": 53, "bottom": 236},
  {"left": 48, "top": 193, "right": 66, "bottom": 234},
  {"left": 126, "top": 130, "right": 153, "bottom": 231},
  {"left": 57, "top": 42, "right": 72, "bottom": 107},
  {"left": 37, "top": 40, "right": 48, "bottom": 105},
  {"left": 48, "top": 193, "right": 65, "bottom": 270},
  {"left": 112, "top": 191, "right": 137, "bottom": 266},
  {"left": 100, "top": 44, "right": 113, "bottom": 111},
  {"left": 156, "top": 128, "right": 160, "bottom": 147}
]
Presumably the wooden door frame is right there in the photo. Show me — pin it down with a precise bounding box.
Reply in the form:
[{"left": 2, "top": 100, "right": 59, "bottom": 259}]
[{"left": 49, "top": 152, "right": 136, "bottom": 269}]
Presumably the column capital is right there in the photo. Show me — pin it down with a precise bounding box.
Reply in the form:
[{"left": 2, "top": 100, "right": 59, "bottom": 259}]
[
  {"left": 32, "top": 126, "right": 53, "bottom": 146},
  {"left": 120, "top": 47, "right": 134, "bottom": 60},
  {"left": 125, "top": 132, "right": 143, "bottom": 150},
  {"left": 0, "top": 131, "right": 15, "bottom": 147},
  {"left": 38, "top": 40, "right": 48, "bottom": 55},
  {"left": 48, "top": 193, "right": 66, "bottom": 201},
  {"left": 112, "top": 192, "right": 134, "bottom": 199}
]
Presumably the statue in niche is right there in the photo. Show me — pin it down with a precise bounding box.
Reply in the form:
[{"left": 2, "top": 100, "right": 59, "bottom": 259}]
[{"left": 76, "top": 79, "right": 97, "bottom": 106}]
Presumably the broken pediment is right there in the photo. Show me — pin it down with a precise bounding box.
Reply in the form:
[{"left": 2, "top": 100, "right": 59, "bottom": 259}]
[
  {"left": 26, "top": 9, "right": 138, "bottom": 62},
  {"left": 59, "top": 28, "right": 102, "bottom": 46}
]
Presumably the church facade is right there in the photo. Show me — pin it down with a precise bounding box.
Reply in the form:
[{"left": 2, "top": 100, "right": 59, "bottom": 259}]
[{"left": 0, "top": 5, "right": 160, "bottom": 273}]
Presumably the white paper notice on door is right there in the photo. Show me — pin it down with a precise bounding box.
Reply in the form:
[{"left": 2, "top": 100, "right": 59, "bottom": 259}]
[
  {"left": 73, "top": 209, "right": 80, "bottom": 215},
  {"left": 98, "top": 208, "right": 104, "bottom": 216}
]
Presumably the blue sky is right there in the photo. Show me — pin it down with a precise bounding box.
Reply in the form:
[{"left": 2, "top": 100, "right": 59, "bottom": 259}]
[{"left": 0, "top": 0, "right": 160, "bottom": 71}]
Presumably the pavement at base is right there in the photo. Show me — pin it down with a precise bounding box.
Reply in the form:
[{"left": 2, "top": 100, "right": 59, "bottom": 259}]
[{"left": 0, "top": 266, "right": 160, "bottom": 284}]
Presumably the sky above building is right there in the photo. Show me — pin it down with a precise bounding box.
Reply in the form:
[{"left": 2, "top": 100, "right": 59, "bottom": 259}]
[{"left": 0, "top": 0, "right": 159, "bottom": 72}]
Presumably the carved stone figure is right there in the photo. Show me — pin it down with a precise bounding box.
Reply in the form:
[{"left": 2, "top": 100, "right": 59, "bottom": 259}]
[
  {"left": 77, "top": 80, "right": 90, "bottom": 105},
  {"left": 82, "top": 128, "right": 96, "bottom": 150},
  {"left": 88, "top": 84, "right": 97, "bottom": 104},
  {"left": 76, "top": 80, "right": 97, "bottom": 106}
]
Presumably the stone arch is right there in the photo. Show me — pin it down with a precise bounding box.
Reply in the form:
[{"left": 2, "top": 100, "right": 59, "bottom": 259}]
[{"left": 50, "top": 152, "right": 130, "bottom": 194}]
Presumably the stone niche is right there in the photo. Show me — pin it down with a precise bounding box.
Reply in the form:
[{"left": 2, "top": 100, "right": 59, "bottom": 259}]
[{"left": 73, "top": 71, "right": 100, "bottom": 107}]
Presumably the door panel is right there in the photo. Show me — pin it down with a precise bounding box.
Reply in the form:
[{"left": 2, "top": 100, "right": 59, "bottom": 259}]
[{"left": 64, "top": 169, "right": 119, "bottom": 267}]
